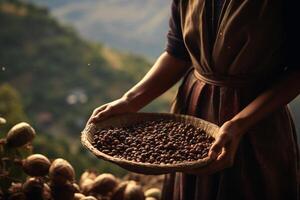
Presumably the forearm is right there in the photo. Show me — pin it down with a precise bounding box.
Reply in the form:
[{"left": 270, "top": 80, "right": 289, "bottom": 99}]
[
  {"left": 231, "top": 69, "right": 300, "bottom": 135},
  {"left": 122, "top": 52, "right": 191, "bottom": 111}
]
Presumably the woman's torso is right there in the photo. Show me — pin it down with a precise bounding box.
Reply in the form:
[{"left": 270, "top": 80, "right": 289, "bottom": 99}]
[
  {"left": 162, "top": 1, "right": 299, "bottom": 200},
  {"left": 180, "top": 0, "right": 286, "bottom": 80}
]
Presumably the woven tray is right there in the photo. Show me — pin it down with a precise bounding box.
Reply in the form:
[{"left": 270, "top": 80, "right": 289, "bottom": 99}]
[{"left": 81, "top": 113, "right": 220, "bottom": 175}]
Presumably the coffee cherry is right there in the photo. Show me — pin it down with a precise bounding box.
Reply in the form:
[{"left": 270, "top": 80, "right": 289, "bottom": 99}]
[
  {"left": 6, "top": 122, "right": 35, "bottom": 148},
  {"left": 22, "top": 154, "right": 51, "bottom": 177}
]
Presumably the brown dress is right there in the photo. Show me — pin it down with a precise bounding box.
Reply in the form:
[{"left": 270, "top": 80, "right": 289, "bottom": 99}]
[{"left": 162, "top": 0, "right": 300, "bottom": 199}]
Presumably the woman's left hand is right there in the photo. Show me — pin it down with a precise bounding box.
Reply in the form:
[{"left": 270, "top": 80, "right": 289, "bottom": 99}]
[{"left": 185, "top": 120, "right": 244, "bottom": 175}]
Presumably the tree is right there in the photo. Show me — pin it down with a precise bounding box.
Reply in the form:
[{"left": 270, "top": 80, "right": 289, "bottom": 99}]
[{"left": 0, "top": 83, "right": 27, "bottom": 135}]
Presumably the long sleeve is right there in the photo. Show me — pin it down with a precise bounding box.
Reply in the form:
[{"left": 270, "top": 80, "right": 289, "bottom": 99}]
[{"left": 165, "top": 0, "right": 191, "bottom": 62}]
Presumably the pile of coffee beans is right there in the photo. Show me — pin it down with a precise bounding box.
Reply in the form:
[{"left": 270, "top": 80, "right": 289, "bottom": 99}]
[{"left": 92, "top": 119, "right": 215, "bottom": 164}]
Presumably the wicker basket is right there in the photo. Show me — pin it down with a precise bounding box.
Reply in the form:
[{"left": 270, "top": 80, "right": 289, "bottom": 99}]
[{"left": 81, "top": 113, "right": 220, "bottom": 175}]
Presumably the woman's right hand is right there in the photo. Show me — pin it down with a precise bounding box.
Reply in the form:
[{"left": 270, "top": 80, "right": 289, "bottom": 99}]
[
  {"left": 87, "top": 97, "right": 137, "bottom": 125},
  {"left": 87, "top": 52, "right": 190, "bottom": 125}
]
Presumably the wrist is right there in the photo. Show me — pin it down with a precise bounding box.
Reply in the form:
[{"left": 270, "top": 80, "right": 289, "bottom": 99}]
[
  {"left": 227, "top": 118, "right": 249, "bottom": 137},
  {"left": 123, "top": 90, "right": 137, "bottom": 101},
  {"left": 121, "top": 91, "right": 143, "bottom": 112}
]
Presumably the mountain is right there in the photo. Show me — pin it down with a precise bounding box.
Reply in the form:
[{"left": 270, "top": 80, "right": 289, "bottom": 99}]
[
  {"left": 0, "top": 0, "right": 173, "bottom": 138},
  {"left": 0, "top": 0, "right": 176, "bottom": 176},
  {"left": 24, "top": 0, "right": 172, "bottom": 59}
]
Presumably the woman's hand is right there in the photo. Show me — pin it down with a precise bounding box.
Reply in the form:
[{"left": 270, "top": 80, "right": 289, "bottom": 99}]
[
  {"left": 86, "top": 52, "right": 190, "bottom": 125},
  {"left": 185, "top": 69, "right": 300, "bottom": 176},
  {"left": 185, "top": 120, "right": 244, "bottom": 175},
  {"left": 87, "top": 97, "right": 137, "bottom": 125}
]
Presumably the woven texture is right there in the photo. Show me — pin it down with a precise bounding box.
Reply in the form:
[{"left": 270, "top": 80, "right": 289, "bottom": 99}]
[{"left": 81, "top": 113, "right": 219, "bottom": 175}]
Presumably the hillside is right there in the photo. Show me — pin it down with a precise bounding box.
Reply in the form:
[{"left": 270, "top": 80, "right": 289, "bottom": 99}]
[
  {"left": 0, "top": 0, "right": 177, "bottom": 176},
  {"left": 0, "top": 0, "right": 174, "bottom": 138},
  {"left": 24, "top": 0, "right": 172, "bottom": 59}
]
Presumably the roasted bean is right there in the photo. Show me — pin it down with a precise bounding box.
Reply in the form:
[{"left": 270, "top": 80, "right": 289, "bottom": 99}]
[{"left": 93, "top": 119, "right": 215, "bottom": 164}]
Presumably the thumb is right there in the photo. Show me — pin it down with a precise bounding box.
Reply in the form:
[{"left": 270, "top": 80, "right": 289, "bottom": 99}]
[
  {"left": 92, "top": 106, "right": 113, "bottom": 122},
  {"left": 209, "top": 133, "right": 231, "bottom": 159}
]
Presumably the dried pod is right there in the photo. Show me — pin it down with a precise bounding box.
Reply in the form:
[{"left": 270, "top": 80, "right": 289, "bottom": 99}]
[
  {"left": 80, "top": 170, "right": 97, "bottom": 185},
  {"left": 43, "top": 183, "right": 52, "bottom": 200},
  {"left": 111, "top": 181, "right": 128, "bottom": 200},
  {"left": 8, "top": 192, "right": 26, "bottom": 200},
  {"left": 8, "top": 182, "right": 23, "bottom": 194},
  {"left": 144, "top": 188, "right": 161, "bottom": 200},
  {"left": 124, "top": 181, "right": 145, "bottom": 200},
  {"left": 74, "top": 193, "right": 86, "bottom": 200},
  {"left": 8, "top": 182, "right": 26, "bottom": 200},
  {"left": 73, "top": 183, "right": 80, "bottom": 192},
  {"left": 0, "top": 138, "right": 6, "bottom": 145},
  {"left": 22, "top": 177, "right": 44, "bottom": 200},
  {"left": 111, "top": 181, "right": 145, "bottom": 200},
  {"left": 22, "top": 154, "right": 51, "bottom": 176},
  {"left": 89, "top": 173, "right": 118, "bottom": 196},
  {"left": 80, "top": 178, "right": 94, "bottom": 195},
  {"left": 71, "top": 183, "right": 80, "bottom": 193},
  {"left": 49, "top": 158, "right": 75, "bottom": 185},
  {"left": 81, "top": 196, "right": 98, "bottom": 200},
  {"left": 50, "top": 182, "right": 76, "bottom": 200},
  {"left": 6, "top": 122, "right": 35, "bottom": 147},
  {"left": 145, "top": 198, "right": 157, "bottom": 200},
  {"left": 0, "top": 117, "right": 6, "bottom": 125}
]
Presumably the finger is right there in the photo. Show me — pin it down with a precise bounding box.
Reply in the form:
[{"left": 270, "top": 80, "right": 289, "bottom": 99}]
[
  {"left": 92, "top": 106, "right": 113, "bottom": 122},
  {"left": 93, "top": 105, "right": 107, "bottom": 116},
  {"left": 189, "top": 137, "right": 237, "bottom": 175},
  {"left": 209, "top": 133, "right": 231, "bottom": 159},
  {"left": 195, "top": 150, "right": 233, "bottom": 175},
  {"left": 217, "top": 140, "right": 237, "bottom": 170},
  {"left": 216, "top": 147, "right": 227, "bottom": 161},
  {"left": 87, "top": 106, "right": 107, "bottom": 124}
]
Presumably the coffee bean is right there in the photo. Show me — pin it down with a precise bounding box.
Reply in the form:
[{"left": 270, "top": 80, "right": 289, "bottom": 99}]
[{"left": 92, "top": 119, "right": 215, "bottom": 164}]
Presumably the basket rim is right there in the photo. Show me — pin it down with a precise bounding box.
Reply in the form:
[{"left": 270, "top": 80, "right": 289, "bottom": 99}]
[{"left": 81, "top": 112, "right": 220, "bottom": 172}]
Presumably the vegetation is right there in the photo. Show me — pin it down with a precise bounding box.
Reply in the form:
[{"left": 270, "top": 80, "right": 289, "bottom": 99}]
[
  {"left": 0, "top": 0, "right": 172, "bottom": 137},
  {"left": 0, "top": 0, "right": 174, "bottom": 177},
  {"left": 0, "top": 84, "right": 28, "bottom": 135},
  {"left": 0, "top": 84, "right": 128, "bottom": 178}
]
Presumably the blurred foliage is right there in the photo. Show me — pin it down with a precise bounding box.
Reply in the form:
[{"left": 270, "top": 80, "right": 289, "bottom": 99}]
[
  {"left": 0, "top": 84, "right": 28, "bottom": 135},
  {"left": 0, "top": 0, "right": 173, "bottom": 136},
  {"left": 0, "top": 0, "right": 173, "bottom": 177},
  {"left": 0, "top": 0, "right": 171, "bottom": 138},
  {"left": 0, "top": 143, "right": 32, "bottom": 192},
  {"left": 0, "top": 84, "right": 127, "bottom": 183}
]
